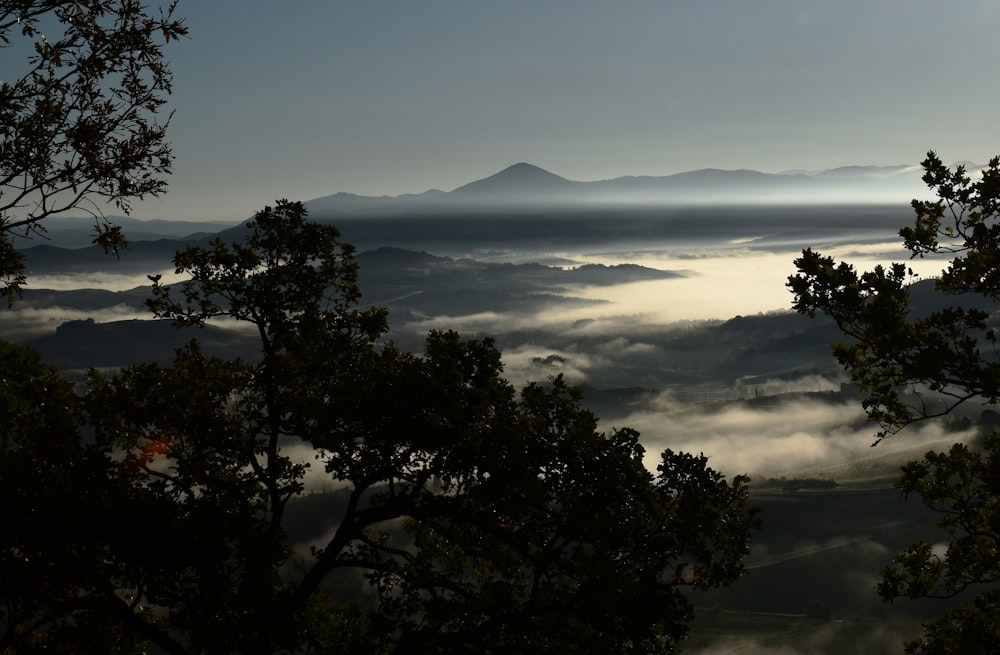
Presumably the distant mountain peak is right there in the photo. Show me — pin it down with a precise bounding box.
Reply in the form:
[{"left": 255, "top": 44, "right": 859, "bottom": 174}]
[
  {"left": 450, "top": 163, "right": 570, "bottom": 196},
  {"left": 298, "top": 160, "right": 929, "bottom": 219},
  {"left": 498, "top": 162, "right": 562, "bottom": 177}
]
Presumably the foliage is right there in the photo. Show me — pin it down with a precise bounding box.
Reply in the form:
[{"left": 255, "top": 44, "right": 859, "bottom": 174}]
[
  {"left": 0, "top": 339, "right": 146, "bottom": 653},
  {"left": 788, "top": 152, "right": 1000, "bottom": 444},
  {"left": 876, "top": 437, "right": 1000, "bottom": 654},
  {"left": 0, "top": 201, "right": 759, "bottom": 653},
  {"left": 0, "top": 0, "right": 187, "bottom": 305},
  {"left": 789, "top": 151, "right": 1000, "bottom": 653}
]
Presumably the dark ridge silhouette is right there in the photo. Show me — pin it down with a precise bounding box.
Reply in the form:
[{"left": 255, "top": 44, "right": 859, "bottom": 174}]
[
  {"left": 304, "top": 188, "right": 446, "bottom": 217},
  {"left": 7, "top": 216, "right": 236, "bottom": 249},
  {"left": 23, "top": 318, "right": 256, "bottom": 369},
  {"left": 19, "top": 238, "right": 212, "bottom": 274},
  {"left": 448, "top": 162, "right": 573, "bottom": 197},
  {"left": 355, "top": 246, "right": 449, "bottom": 268},
  {"left": 293, "top": 163, "right": 930, "bottom": 220},
  {"left": 23, "top": 163, "right": 934, "bottom": 241}
]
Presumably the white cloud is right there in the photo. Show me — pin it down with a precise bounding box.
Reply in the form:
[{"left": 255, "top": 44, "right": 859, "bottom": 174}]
[
  {"left": 500, "top": 344, "right": 598, "bottom": 387},
  {"left": 28, "top": 267, "right": 184, "bottom": 292},
  {"left": 611, "top": 394, "right": 979, "bottom": 479}
]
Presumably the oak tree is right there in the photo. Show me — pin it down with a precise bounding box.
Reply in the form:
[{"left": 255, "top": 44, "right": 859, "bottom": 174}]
[
  {"left": 789, "top": 152, "right": 1000, "bottom": 653},
  {"left": 0, "top": 0, "right": 187, "bottom": 304}
]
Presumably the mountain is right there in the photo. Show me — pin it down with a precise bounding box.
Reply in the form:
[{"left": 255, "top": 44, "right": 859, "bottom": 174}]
[
  {"left": 447, "top": 163, "right": 575, "bottom": 200},
  {"left": 6, "top": 215, "right": 236, "bottom": 250},
  {"left": 14, "top": 161, "right": 936, "bottom": 250},
  {"left": 304, "top": 188, "right": 445, "bottom": 217},
  {"left": 302, "top": 162, "right": 929, "bottom": 219},
  {"left": 20, "top": 239, "right": 208, "bottom": 275}
]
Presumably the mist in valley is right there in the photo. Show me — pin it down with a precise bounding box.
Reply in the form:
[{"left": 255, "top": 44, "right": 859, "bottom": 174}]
[
  {"left": 6, "top": 0, "right": 1000, "bottom": 646},
  {"left": 6, "top": 194, "right": 994, "bottom": 654}
]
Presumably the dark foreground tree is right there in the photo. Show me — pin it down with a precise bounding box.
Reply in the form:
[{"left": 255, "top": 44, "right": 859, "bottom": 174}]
[
  {"left": 0, "top": 341, "right": 150, "bottom": 653},
  {"left": 0, "top": 1, "right": 187, "bottom": 304},
  {"left": 1, "top": 200, "right": 758, "bottom": 653},
  {"left": 789, "top": 152, "right": 1000, "bottom": 653}
]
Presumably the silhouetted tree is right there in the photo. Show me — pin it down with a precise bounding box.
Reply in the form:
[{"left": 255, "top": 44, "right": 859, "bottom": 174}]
[
  {"left": 0, "top": 341, "right": 146, "bottom": 652},
  {"left": 1, "top": 201, "right": 759, "bottom": 653},
  {"left": 0, "top": 1, "right": 187, "bottom": 304},
  {"left": 789, "top": 152, "right": 1000, "bottom": 653}
]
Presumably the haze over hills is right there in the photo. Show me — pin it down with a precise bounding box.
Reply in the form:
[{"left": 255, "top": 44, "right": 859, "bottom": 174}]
[
  {"left": 8, "top": 161, "right": 941, "bottom": 253},
  {"left": 6, "top": 161, "right": 997, "bottom": 654},
  {"left": 304, "top": 161, "right": 935, "bottom": 218},
  {"left": 7, "top": 215, "right": 237, "bottom": 250}
]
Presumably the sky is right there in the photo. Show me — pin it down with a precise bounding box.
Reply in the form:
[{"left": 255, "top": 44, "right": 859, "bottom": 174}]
[{"left": 13, "top": 1, "right": 1000, "bottom": 221}]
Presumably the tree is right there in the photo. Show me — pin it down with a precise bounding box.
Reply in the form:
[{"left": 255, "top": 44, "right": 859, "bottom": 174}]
[
  {"left": 0, "top": 1, "right": 187, "bottom": 305},
  {"left": 788, "top": 152, "right": 1000, "bottom": 653},
  {"left": 0, "top": 341, "right": 146, "bottom": 652},
  {"left": 1, "top": 200, "right": 759, "bottom": 653}
]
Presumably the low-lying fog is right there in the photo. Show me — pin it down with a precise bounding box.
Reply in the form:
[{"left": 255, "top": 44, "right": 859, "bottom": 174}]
[
  {"left": 10, "top": 213, "right": 970, "bottom": 486},
  {"left": 409, "top": 239, "right": 947, "bottom": 329},
  {"left": 10, "top": 206, "right": 991, "bottom": 651}
]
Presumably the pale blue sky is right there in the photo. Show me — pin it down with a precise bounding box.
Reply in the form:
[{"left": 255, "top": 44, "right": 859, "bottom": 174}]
[{"left": 72, "top": 2, "right": 1000, "bottom": 219}]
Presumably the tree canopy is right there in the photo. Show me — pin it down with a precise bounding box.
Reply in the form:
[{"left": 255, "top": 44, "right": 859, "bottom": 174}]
[
  {"left": 789, "top": 152, "right": 1000, "bottom": 653},
  {"left": 0, "top": 0, "right": 187, "bottom": 305},
  {"left": 1, "top": 200, "right": 759, "bottom": 653}
]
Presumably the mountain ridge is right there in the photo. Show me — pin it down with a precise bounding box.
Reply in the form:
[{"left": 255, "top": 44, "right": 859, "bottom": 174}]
[
  {"left": 15, "top": 160, "right": 970, "bottom": 247},
  {"left": 448, "top": 162, "right": 573, "bottom": 197},
  {"left": 302, "top": 161, "right": 942, "bottom": 218}
]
